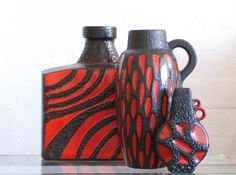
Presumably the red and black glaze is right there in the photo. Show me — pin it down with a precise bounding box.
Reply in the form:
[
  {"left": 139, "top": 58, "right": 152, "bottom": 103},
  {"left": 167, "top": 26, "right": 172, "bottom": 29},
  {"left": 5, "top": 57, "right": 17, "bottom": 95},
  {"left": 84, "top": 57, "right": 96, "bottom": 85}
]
[
  {"left": 156, "top": 88, "right": 209, "bottom": 173},
  {"left": 42, "top": 26, "right": 123, "bottom": 160},
  {"left": 117, "top": 30, "right": 197, "bottom": 168}
]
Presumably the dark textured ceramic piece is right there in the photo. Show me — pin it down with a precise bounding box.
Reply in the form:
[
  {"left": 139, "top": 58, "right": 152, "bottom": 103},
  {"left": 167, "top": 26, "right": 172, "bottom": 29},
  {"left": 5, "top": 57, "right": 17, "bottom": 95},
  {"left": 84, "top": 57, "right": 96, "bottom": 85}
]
[
  {"left": 156, "top": 88, "right": 209, "bottom": 173},
  {"left": 116, "top": 30, "right": 197, "bottom": 168},
  {"left": 42, "top": 26, "right": 123, "bottom": 160}
]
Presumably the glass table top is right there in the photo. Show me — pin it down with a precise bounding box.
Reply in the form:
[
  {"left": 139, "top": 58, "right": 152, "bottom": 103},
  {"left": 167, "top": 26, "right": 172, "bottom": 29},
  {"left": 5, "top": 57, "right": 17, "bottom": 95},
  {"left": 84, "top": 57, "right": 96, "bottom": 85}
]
[{"left": 0, "top": 155, "right": 235, "bottom": 174}]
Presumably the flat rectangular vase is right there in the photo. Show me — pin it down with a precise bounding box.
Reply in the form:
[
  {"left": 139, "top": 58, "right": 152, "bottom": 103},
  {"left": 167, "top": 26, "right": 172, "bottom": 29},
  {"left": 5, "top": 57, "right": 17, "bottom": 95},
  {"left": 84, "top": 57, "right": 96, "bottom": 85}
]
[{"left": 42, "top": 65, "right": 123, "bottom": 160}]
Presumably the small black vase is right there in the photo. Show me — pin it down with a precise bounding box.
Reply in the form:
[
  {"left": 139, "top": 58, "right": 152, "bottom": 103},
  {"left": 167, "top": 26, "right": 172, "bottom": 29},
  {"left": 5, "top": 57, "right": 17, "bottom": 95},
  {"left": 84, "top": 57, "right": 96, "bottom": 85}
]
[{"left": 156, "top": 88, "right": 209, "bottom": 173}]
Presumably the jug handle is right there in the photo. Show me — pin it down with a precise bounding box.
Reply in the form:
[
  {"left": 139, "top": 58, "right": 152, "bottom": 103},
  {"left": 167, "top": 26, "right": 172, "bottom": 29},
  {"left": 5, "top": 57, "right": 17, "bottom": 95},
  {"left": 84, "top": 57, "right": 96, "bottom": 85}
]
[{"left": 168, "top": 39, "right": 197, "bottom": 83}]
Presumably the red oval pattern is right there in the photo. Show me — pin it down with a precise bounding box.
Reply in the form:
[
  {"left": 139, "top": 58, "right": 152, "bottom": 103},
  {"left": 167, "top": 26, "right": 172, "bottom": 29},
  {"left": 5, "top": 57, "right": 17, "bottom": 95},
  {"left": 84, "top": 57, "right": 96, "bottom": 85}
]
[
  {"left": 149, "top": 114, "right": 156, "bottom": 132},
  {"left": 139, "top": 83, "right": 145, "bottom": 107},
  {"left": 139, "top": 54, "right": 146, "bottom": 76},
  {"left": 162, "top": 95, "right": 168, "bottom": 118},
  {"left": 152, "top": 53, "right": 160, "bottom": 73},
  {"left": 136, "top": 115, "right": 142, "bottom": 141},
  {"left": 139, "top": 151, "right": 144, "bottom": 168},
  {"left": 146, "top": 67, "right": 153, "bottom": 91},
  {"left": 126, "top": 82, "right": 131, "bottom": 103},
  {"left": 131, "top": 98, "right": 137, "bottom": 119},
  {"left": 165, "top": 54, "right": 172, "bottom": 70},
  {"left": 132, "top": 70, "right": 138, "bottom": 91},
  {"left": 145, "top": 97, "right": 151, "bottom": 118},
  {"left": 152, "top": 80, "right": 159, "bottom": 103}
]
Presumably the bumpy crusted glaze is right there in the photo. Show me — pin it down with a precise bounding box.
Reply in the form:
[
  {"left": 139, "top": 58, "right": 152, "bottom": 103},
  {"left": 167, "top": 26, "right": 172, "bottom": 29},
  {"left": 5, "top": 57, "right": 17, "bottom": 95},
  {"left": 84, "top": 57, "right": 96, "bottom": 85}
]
[
  {"left": 78, "top": 40, "right": 119, "bottom": 64},
  {"left": 156, "top": 88, "right": 209, "bottom": 173}
]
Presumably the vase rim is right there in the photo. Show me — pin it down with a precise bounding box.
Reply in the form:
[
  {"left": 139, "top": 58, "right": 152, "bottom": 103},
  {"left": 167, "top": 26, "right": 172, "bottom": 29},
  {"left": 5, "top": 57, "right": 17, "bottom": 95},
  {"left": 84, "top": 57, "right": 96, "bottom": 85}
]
[
  {"left": 129, "top": 29, "right": 166, "bottom": 32},
  {"left": 127, "top": 29, "right": 167, "bottom": 49},
  {"left": 83, "top": 26, "right": 117, "bottom": 39}
]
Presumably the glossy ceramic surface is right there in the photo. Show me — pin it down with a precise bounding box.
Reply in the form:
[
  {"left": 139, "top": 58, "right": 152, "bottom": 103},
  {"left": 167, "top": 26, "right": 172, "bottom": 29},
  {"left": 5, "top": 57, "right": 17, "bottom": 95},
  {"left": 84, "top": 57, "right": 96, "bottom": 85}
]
[
  {"left": 116, "top": 30, "right": 197, "bottom": 168},
  {"left": 42, "top": 26, "right": 123, "bottom": 160}
]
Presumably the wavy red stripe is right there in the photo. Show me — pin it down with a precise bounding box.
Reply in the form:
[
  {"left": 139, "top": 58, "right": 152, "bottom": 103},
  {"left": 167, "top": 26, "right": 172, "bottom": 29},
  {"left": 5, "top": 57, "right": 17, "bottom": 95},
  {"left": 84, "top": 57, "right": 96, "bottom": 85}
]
[
  {"left": 60, "top": 108, "right": 116, "bottom": 159},
  {"left": 80, "top": 121, "right": 117, "bottom": 159},
  {"left": 45, "top": 69, "right": 87, "bottom": 95}
]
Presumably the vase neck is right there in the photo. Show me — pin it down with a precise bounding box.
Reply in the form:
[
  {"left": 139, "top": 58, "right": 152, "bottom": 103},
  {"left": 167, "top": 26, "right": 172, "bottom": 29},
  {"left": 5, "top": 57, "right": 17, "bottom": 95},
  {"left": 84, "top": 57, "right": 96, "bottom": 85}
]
[
  {"left": 77, "top": 26, "right": 118, "bottom": 64},
  {"left": 170, "top": 88, "right": 195, "bottom": 117},
  {"left": 78, "top": 39, "right": 118, "bottom": 64},
  {"left": 127, "top": 30, "right": 168, "bottom": 50}
]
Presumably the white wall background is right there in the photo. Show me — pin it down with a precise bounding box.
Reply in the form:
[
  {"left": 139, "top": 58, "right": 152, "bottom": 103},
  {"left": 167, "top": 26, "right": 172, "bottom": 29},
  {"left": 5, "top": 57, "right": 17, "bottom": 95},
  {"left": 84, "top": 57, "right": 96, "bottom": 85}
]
[{"left": 0, "top": 0, "right": 236, "bottom": 155}]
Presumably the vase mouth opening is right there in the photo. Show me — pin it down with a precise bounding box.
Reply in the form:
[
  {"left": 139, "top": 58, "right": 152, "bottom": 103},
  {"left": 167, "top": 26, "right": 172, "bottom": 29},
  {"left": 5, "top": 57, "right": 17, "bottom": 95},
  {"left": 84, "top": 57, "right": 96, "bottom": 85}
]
[{"left": 127, "top": 29, "right": 168, "bottom": 49}]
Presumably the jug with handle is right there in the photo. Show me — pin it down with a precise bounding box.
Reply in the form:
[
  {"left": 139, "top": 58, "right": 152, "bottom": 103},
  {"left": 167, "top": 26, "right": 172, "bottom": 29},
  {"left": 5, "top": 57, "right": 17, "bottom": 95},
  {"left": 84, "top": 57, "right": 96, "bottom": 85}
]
[{"left": 116, "top": 30, "right": 197, "bottom": 168}]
